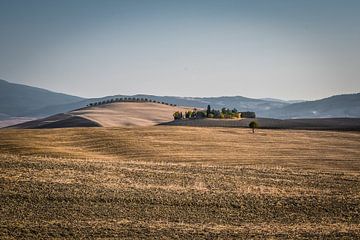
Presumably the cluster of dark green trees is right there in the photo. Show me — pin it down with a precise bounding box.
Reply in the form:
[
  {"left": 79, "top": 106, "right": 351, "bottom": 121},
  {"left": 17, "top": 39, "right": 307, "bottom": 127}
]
[
  {"left": 87, "top": 98, "right": 177, "bottom": 107},
  {"left": 173, "top": 109, "right": 206, "bottom": 120},
  {"left": 174, "top": 105, "right": 255, "bottom": 120},
  {"left": 206, "top": 105, "right": 241, "bottom": 119}
]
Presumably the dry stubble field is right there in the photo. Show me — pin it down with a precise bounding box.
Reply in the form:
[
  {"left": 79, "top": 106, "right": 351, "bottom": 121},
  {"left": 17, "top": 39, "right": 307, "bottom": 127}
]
[{"left": 0, "top": 126, "right": 359, "bottom": 239}]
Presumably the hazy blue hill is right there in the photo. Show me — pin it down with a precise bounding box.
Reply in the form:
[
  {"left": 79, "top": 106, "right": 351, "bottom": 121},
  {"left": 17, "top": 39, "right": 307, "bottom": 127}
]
[
  {"left": 24, "top": 99, "right": 91, "bottom": 117},
  {"left": 131, "top": 95, "right": 289, "bottom": 113},
  {"left": 131, "top": 94, "right": 360, "bottom": 119},
  {"left": 269, "top": 93, "right": 360, "bottom": 118},
  {"left": 260, "top": 98, "right": 305, "bottom": 104},
  {"left": 1, "top": 79, "right": 359, "bottom": 120},
  {"left": 15, "top": 93, "right": 360, "bottom": 120},
  {"left": 37, "top": 94, "right": 289, "bottom": 118},
  {"left": 0, "top": 79, "right": 83, "bottom": 118}
]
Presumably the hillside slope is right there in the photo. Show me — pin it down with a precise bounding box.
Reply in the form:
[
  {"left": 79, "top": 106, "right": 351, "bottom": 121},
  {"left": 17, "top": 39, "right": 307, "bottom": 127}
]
[
  {"left": 268, "top": 93, "right": 360, "bottom": 119},
  {"left": 83, "top": 93, "right": 360, "bottom": 119},
  {"left": 9, "top": 102, "right": 189, "bottom": 128},
  {"left": 0, "top": 79, "right": 83, "bottom": 119},
  {"left": 132, "top": 95, "right": 289, "bottom": 115},
  {"left": 1, "top": 79, "right": 359, "bottom": 121},
  {"left": 71, "top": 102, "right": 190, "bottom": 127}
]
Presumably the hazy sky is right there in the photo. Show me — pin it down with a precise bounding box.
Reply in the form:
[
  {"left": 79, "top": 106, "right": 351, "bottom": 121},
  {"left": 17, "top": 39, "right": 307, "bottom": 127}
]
[{"left": 0, "top": 0, "right": 359, "bottom": 100}]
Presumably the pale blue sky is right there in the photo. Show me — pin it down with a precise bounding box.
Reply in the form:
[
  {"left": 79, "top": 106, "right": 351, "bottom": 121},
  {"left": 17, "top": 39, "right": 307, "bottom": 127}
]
[{"left": 0, "top": 0, "right": 359, "bottom": 100}]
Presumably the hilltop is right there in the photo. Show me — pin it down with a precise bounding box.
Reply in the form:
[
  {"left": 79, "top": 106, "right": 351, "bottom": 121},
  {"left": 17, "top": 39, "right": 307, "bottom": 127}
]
[
  {"left": 72, "top": 101, "right": 189, "bottom": 127},
  {"left": 1, "top": 79, "right": 359, "bottom": 127},
  {"left": 8, "top": 101, "right": 189, "bottom": 128}
]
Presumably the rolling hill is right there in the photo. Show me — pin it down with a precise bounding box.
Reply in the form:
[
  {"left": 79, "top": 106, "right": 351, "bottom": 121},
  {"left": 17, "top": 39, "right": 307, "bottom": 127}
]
[
  {"left": 0, "top": 79, "right": 83, "bottom": 119},
  {"left": 42, "top": 93, "right": 359, "bottom": 120},
  {"left": 71, "top": 102, "right": 190, "bottom": 127},
  {"left": 9, "top": 102, "right": 190, "bottom": 128},
  {"left": 1, "top": 79, "right": 359, "bottom": 127},
  {"left": 268, "top": 93, "right": 360, "bottom": 118},
  {"left": 19, "top": 94, "right": 291, "bottom": 120}
]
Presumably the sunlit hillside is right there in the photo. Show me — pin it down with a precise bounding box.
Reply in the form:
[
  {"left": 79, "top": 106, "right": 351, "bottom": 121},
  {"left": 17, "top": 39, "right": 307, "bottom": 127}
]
[{"left": 71, "top": 102, "right": 190, "bottom": 127}]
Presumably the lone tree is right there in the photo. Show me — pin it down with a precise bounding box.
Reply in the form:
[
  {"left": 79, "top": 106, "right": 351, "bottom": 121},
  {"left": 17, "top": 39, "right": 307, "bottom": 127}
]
[{"left": 249, "top": 121, "right": 258, "bottom": 133}]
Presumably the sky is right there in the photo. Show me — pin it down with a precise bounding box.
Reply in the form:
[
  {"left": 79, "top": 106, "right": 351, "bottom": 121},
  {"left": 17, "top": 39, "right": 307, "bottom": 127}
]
[{"left": 0, "top": 0, "right": 359, "bottom": 100}]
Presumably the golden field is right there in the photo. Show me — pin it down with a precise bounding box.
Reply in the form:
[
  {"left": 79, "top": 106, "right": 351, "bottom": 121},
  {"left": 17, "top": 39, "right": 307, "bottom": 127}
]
[{"left": 0, "top": 126, "right": 359, "bottom": 239}]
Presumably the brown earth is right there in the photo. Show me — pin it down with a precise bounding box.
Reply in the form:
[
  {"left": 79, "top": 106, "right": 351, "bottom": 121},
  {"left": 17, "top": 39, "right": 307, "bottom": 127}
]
[
  {"left": 0, "top": 126, "right": 359, "bottom": 239},
  {"left": 163, "top": 117, "right": 360, "bottom": 131}
]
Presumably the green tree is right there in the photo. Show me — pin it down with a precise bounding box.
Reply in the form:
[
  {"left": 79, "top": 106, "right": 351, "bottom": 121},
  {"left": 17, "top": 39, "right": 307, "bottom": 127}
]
[
  {"left": 173, "top": 111, "right": 181, "bottom": 120},
  {"left": 213, "top": 110, "right": 221, "bottom": 118},
  {"left": 249, "top": 121, "right": 258, "bottom": 133},
  {"left": 206, "top": 105, "right": 211, "bottom": 117},
  {"left": 196, "top": 111, "right": 206, "bottom": 118}
]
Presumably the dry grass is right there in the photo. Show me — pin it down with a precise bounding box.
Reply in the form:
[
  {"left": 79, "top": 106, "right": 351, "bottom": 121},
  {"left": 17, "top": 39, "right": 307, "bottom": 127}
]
[
  {"left": 0, "top": 126, "right": 359, "bottom": 239},
  {"left": 71, "top": 102, "right": 190, "bottom": 127},
  {"left": 164, "top": 117, "right": 360, "bottom": 131}
]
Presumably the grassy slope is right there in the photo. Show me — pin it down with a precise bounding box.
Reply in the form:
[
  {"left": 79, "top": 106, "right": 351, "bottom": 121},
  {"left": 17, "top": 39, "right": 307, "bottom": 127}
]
[
  {"left": 9, "top": 102, "right": 191, "bottom": 128},
  {"left": 71, "top": 102, "right": 190, "bottom": 127},
  {"left": 0, "top": 127, "right": 359, "bottom": 239}
]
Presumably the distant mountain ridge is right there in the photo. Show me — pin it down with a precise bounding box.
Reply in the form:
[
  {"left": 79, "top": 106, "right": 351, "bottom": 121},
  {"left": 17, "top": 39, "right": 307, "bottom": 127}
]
[
  {"left": 260, "top": 98, "right": 305, "bottom": 104},
  {"left": 268, "top": 93, "right": 360, "bottom": 119},
  {"left": 0, "top": 79, "right": 83, "bottom": 119},
  {"left": 0, "top": 79, "right": 359, "bottom": 122}
]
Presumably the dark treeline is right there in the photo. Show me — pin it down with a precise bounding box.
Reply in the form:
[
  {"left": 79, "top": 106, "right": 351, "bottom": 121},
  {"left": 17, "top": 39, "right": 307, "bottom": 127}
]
[
  {"left": 86, "top": 97, "right": 177, "bottom": 107},
  {"left": 174, "top": 105, "right": 255, "bottom": 120}
]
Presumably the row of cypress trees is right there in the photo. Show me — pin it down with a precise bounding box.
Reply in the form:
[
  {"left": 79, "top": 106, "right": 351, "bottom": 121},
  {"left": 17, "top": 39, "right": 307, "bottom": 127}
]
[{"left": 87, "top": 98, "right": 177, "bottom": 107}]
